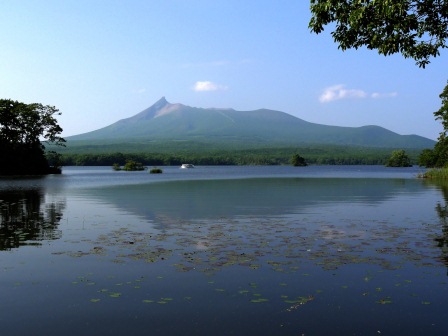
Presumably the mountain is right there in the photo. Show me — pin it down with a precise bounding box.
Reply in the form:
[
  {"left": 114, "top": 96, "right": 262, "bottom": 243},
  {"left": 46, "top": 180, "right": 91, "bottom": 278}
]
[{"left": 66, "top": 97, "right": 435, "bottom": 149}]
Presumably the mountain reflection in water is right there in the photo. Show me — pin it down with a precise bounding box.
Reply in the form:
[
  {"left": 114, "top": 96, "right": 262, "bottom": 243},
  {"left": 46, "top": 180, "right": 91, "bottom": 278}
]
[
  {"left": 73, "top": 177, "right": 427, "bottom": 229},
  {"left": 1, "top": 167, "right": 448, "bottom": 335}
]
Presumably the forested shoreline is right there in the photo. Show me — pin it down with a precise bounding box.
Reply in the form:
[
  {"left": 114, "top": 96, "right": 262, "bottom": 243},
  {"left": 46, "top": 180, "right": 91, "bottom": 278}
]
[{"left": 58, "top": 146, "right": 423, "bottom": 167}]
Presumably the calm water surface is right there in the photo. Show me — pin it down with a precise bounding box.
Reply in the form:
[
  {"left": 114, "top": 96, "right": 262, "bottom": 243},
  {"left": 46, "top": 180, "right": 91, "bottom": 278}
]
[{"left": 1, "top": 165, "right": 447, "bottom": 335}]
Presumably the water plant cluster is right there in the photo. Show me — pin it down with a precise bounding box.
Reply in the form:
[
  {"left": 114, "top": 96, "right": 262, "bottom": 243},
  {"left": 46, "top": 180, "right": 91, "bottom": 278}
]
[{"left": 52, "top": 210, "right": 446, "bottom": 317}]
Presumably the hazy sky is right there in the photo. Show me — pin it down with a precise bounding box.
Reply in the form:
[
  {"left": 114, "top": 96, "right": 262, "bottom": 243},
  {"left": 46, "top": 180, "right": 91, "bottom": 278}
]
[{"left": 1, "top": 1, "right": 446, "bottom": 139}]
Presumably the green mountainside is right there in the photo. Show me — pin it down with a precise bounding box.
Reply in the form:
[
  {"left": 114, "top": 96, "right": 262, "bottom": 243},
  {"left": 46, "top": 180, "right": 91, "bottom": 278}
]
[{"left": 66, "top": 97, "right": 435, "bottom": 150}]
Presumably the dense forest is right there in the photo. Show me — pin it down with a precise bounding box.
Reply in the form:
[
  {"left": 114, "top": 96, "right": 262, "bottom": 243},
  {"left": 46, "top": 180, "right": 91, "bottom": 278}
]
[{"left": 57, "top": 145, "right": 424, "bottom": 167}]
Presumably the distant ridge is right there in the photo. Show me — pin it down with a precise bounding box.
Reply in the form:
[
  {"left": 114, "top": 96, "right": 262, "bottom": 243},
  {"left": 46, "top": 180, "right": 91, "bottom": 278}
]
[{"left": 67, "top": 97, "right": 435, "bottom": 149}]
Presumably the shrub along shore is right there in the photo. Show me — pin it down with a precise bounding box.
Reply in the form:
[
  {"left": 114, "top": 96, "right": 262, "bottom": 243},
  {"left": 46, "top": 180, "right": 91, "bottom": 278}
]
[{"left": 419, "top": 168, "right": 448, "bottom": 179}]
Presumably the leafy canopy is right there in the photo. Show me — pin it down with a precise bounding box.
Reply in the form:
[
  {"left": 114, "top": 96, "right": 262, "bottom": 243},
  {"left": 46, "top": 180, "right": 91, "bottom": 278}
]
[
  {"left": 309, "top": 0, "right": 448, "bottom": 67},
  {"left": 417, "top": 82, "right": 448, "bottom": 167},
  {"left": 425, "top": 82, "right": 448, "bottom": 166},
  {"left": 0, "top": 99, "right": 65, "bottom": 148},
  {"left": 0, "top": 99, "right": 65, "bottom": 175},
  {"left": 386, "top": 149, "right": 412, "bottom": 167},
  {"left": 291, "top": 153, "right": 308, "bottom": 166},
  {"left": 434, "top": 81, "right": 448, "bottom": 134},
  {"left": 123, "top": 160, "right": 146, "bottom": 171},
  {"left": 309, "top": 1, "right": 448, "bottom": 167}
]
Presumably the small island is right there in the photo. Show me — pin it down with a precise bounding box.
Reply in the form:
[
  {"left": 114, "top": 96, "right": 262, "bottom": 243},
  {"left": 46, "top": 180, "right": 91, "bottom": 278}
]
[
  {"left": 149, "top": 167, "right": 163, "bottom": 174},
  {"left": 113, "top": 160, "right": 146, "bottom": 171},
  {"left": 385, "top": 150, "right": 412, "bottom": 167}
]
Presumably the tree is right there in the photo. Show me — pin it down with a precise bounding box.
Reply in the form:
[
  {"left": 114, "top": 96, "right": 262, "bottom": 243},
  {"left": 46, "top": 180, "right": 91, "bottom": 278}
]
[
  {"left": 123, "top": 160, "right": 146, "bottom": 171},
  {"left": 0, "top": 99, "right": 65, "bottom": 175},
  {"left": 309, "top": 0, "right": 448, "bottom": 68},
  {"left": 291, "top": 153, "right": 308, "bottom": 166},
  {"left": 309, "top": 1, "right": 448, "bottom": 166},
  {"left": 386, "top": 149, "right": 412, "bottom": 167},
  {"left": 433, "top": 82, "right": 448, "bottom": 165},
  {"left": 418, "top": 148, "right": 438, "bottom": 167},
  {"left": 434, "top": 81, "right": 448, "bottom": 129},
  {"left": 418, "top": 82, "right": 448, "bottom": 167}
]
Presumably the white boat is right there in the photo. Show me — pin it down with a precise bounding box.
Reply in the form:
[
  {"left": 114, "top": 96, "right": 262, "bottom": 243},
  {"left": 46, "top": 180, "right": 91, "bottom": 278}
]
[{"left": 180, "top": 164, "right": 195, "bottom": 169}]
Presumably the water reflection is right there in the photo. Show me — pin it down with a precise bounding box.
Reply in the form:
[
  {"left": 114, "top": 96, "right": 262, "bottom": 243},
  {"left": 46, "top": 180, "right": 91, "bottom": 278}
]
[
  {"left": 75, "top": 177, "right": 426, "bottom": 226},
  {"left": 2, "top": 174, "right": 448, "bottom": 335},
  {"left": 66, "top": 177, "right": 445, "bottom": 277},
  {"left": 425, "top": 180, "right": 448, "bottom": 273},
  {"left": 0, "top": 189, "right": 65, "bottom": 250}
]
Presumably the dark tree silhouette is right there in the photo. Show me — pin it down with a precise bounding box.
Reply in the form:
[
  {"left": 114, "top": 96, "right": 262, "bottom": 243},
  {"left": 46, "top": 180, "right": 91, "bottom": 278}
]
[{"left": 0, "top": 99, "right": 65, "bottom": 175}]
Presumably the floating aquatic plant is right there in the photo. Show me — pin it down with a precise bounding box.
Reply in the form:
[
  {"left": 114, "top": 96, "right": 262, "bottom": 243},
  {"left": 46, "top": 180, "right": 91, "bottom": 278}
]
[
  {"left": 376, "top": 298, "right": 393, "bottom": 305},
  {"left": 250, "top": 298, "right": 269, "bottom": 303}
]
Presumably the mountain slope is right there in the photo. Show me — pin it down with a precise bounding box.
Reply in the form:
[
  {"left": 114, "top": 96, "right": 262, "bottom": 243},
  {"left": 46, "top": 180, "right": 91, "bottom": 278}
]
[{"left": 66, "top": 97, "right": 435, "bottom": 149}]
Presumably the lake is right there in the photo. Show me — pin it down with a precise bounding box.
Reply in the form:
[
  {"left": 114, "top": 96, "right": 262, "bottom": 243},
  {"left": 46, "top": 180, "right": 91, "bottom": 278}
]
[{"left": 1, "top": 165, "right": 447, "bottom": 335}]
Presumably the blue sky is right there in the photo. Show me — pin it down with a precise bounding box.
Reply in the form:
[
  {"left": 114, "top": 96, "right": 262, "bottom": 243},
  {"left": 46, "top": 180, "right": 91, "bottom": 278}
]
[{"left": 1, "top": 1, "right": 446, "bottom": 140}]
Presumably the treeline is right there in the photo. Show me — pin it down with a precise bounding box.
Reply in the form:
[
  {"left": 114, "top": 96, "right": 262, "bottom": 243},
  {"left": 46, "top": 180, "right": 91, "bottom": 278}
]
[
  {"left": 58, "top": 146, "right": 421, "bottom": 166},
  {"left": 60, "top": 152, "right": 284, "bottom": 166}
]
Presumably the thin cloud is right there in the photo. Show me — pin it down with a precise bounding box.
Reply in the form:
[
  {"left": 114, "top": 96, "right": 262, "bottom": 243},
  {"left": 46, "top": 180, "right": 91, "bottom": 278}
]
[
  {"left": 319, "top": 84, "right": 367, "bottom": 103},
  {"left": 193, "top": 81, "right": 228, "bottom": 92},
  {"left": 182, "top": 59, "right": 253, "bottom": 68},
  {"left": 183, "top": 60, "right": 230, "bottom": 68},
  {"left": 371, "top": 92, "right": 398, "bottom": 98},
  {"left": 320, "top": 85, "right": 398, "bottom": 103}
]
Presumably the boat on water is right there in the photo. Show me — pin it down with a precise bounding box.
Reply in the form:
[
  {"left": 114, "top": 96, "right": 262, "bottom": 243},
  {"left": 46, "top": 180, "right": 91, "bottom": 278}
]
[{"left": 180, "top": 164, "right": 195, "bottom": 169}]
